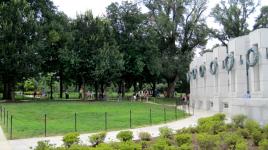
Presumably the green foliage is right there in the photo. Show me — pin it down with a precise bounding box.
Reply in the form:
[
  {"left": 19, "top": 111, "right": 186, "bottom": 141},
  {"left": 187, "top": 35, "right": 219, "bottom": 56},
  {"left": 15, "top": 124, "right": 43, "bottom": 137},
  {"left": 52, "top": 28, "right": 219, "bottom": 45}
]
[
  {"left": 232, "top": 114, "right": 247, "bottom": 128},
  {"left": 178, "top": 143, "right": 193, "bottom": 150},
  {"left": 210, "top": 0, "right": 258, "bottom": 46},
  {"left": 89, "top": 132, "right": 106, "bottom": 146},
  {"left": 111, "top": 141, "right": 141, "bottom": 150},
  {"left": 116, "top": 131, "right": 133, "bottom": 142},
  {"left": 34, "top": 141, "right": 55, "bottom": 150},
  {"left": 177, "top": 127, "right": 198, "bottom": 134},
  {"left": 138, "top": 132, "right": 151, "bottom": 141},
  {"left": 236, "top": 128, "right": 250, "bottom": 139},
  {"left": 24, "top": 79, "right": 36, "bottom": 92},
  {"left": 244, "top": 119, "right": 261, "bottom": 134},
  {"left": 236, "top": 141, "right": 248, "bottom": 150},
  {"left": 219, "top": 132, "right": 245, "bottom": 149},
  {"left": 62, "top": 132, "right": 80, "bottom": 148},
  {"left": 152, "top": 138, "right": 176, "bottom": 150},
  {"left": 252, "top": 130, "right": 263, "bottom": 146},
  {"left": 159, "top": 127, "right": 173, "bottom": 139},
  {"left": 259, "top": 139, "right": 268, "bottom": 150},
  {"left": 196, "top": 133, "right": 219, "bottom": 150},
  {"left": 95, "top": 143, "right": 113, "bottom": 150},
  {"left": 263, "top": 124, "right": 268, "bottom": 139},
  {"left": 69, "top": 144, "right": 92, "bottom": 150},
  {"left": 197, "top": 113, "right": 226, "bottom": 134},
  {"left": 254, "top": 6, "right": 268, "bottom": 30},
  {"left": 175, "top": 134, "right": 192, "bottom": 146}
]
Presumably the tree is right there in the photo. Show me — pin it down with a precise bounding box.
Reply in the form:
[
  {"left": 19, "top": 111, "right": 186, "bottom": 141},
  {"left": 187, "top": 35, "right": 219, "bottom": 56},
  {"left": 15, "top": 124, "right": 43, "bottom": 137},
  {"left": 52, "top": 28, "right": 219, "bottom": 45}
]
[
  {"left": 144, "top": 0, "right": 209, "bottom": 97},
  {"left": 254, "top": 6, "right": 268, "bottom": 29},
  {"left": 71, "top": 11, "right": 124, "bottom": 100},
  {"left": 0, "top": 0, "right": 42, "bottom": 101},
  {"left": 107, "top": 1, "right": 160, "bottom": 96},
  {"left": 39, "top": 12, "right": 72, "bottom": 99},
  {"left": 210, "top": 0, "right": 259, "bottom": 46}
]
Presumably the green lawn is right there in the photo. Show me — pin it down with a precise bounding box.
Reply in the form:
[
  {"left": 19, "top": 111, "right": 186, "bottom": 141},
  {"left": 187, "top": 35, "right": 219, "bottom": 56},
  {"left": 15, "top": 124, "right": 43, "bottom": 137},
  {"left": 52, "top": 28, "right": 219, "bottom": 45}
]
[{"left": 0, "top": 101, "right": 186, "bottom": 139}]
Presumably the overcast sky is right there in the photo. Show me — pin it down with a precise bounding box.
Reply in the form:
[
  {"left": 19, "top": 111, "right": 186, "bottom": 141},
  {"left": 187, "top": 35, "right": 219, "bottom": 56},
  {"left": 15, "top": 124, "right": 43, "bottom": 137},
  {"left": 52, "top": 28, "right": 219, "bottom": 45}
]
[{"left": 52, "top": 0, "right": 268, "bottom": 50}]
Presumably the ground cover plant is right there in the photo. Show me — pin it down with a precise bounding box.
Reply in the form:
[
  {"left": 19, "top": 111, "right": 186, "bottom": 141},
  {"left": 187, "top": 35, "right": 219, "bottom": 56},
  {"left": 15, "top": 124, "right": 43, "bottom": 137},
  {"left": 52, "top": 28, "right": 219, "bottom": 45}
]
[
  {"left": 33, "top": 113, "right": 268, "bottom": 150},
  {"left": 0, "top": 101, "right": 185, "bottom": 139}
]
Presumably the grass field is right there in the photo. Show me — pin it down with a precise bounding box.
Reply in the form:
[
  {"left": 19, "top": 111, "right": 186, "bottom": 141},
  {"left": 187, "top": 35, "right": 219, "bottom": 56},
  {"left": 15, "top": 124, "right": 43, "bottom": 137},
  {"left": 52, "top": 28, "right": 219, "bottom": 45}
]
[{"left": 0, "top": 101, "right": 186, "bottom": 139}]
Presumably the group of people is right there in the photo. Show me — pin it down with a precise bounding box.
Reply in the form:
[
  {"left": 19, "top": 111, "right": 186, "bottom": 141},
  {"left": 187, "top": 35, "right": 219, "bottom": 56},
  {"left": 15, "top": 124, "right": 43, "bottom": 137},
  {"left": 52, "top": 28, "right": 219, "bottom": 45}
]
[{"left": 133, "top": 90, "right": 151, "bottom": 102}]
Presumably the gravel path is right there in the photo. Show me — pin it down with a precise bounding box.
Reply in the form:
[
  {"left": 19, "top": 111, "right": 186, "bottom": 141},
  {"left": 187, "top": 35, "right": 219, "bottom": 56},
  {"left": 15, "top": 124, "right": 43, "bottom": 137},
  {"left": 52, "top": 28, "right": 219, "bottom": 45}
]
[{"left": 7, "top": 109, "right": 217, "bottom": 150}]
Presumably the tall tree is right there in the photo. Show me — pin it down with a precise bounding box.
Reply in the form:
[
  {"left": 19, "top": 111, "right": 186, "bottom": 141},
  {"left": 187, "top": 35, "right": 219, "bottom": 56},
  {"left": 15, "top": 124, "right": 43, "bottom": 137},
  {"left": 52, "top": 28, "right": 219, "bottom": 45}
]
[
  {"left": 144, "top": 0, "right": 209, "bottom": 97},
  {"left": 0, "top": 0, "right": 42, "bottom": 101},
  {"left": 254, "top": 6, "right": 268, "bottom": 29},
  {"left": 210, "top": 0, "right": 259, "bottom": 46},
  {"left": 39, "top": 12, "right": 72, "bottom": 99},
  {"left": 107, "top": 1, "right": 160, "bottom": 96}
]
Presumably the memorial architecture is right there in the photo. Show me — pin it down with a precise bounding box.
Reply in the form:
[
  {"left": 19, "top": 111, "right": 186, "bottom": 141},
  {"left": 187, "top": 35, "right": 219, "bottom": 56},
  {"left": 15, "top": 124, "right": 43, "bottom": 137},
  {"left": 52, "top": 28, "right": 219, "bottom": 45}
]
[{"left": 189, "top": 28, "right": 268, "bottom": 125}]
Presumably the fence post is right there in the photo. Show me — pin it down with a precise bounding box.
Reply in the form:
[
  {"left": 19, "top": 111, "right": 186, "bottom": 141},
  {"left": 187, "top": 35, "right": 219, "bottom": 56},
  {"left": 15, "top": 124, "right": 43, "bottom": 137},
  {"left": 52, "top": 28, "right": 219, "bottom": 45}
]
[
  {"left": 175, "top": 106, "right": 177, "bottom": 120},
  {"left": 45, "top": 114, "right": 47, "bottom": 137},
  {"left": 129, "top": 110, "right": 132, "bottom": 129},
  {"left": 6, "top": 111, "right": 8, "bottom": 131},
  {"left": 149, "top": 108, "right": 152, "bottom": 125},
  {"left": 74, "top": 113, "right": 77, "bottom": 132},
  {"left": 164, "top": 108, "right": 166, "bottom": 123},
  {"left": 10, "top": 115, "right": 13, "bottom": 140},
  {"left": 3, "top": 108, "right": 5, "bottom": 125},
  {"left": 105, "top": 112, "right": 107, "bottom": 131},
  {"left": 0, "top": 106, "right": 2, "bottom": 121}
]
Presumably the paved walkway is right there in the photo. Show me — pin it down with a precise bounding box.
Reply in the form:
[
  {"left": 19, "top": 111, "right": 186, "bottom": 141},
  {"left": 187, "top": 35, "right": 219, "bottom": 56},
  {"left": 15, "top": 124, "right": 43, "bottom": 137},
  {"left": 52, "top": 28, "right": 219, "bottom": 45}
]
[
  {"left": 0, "top": 126, "right": 12, "bottom": 150},
  {"left": 8, "top": 109, "right": 217, "bottom": 150}
]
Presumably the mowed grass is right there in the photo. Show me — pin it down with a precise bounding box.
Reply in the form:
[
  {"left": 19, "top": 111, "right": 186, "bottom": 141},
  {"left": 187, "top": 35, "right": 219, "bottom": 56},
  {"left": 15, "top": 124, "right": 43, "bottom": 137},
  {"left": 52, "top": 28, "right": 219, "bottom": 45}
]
[{"left": 0, "top": 101, "right": 186, "bottom": 139}]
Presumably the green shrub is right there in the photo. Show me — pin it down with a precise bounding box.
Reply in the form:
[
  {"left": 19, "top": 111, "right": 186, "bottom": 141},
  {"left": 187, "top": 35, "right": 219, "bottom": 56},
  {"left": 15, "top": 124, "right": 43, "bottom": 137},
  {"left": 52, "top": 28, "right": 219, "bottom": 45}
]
[
  {"left": 244, "top": 119, "right": 261, "bottom": 134},
  {"left": 259, "top": 139, "right": 268, "bottom": 150},
  {"left": 196, "top": 133, "right": 218, "bottom": 150},
  {"left": 177, "top": 127, "right": 197, "bottom": 134},
  {"left": 34, "top": 141, "right": 55, "bottom": 150},
  {"left": 69, "top": 144, "right": 92, "bottom": 150},
  {"left": 152, "top": 138, "right": 176, "bottom": 150},
  {"left": 236, "top": 141, "right": 248, "bottom": 150},
  {"left": 159, "top": 127, "right": 173, "bottom": 139},
  {"left": 116, "top": 131, "right": 133, "bottom": 142},
  {"left": 178, "top": 143, "right": 193, "bottom": 150},
  {"left": 197, "top": 114, "right": 226, "bottom": 134},
  {"left": 62, "top": 132, "right": 80, "bottom": 148},
  {"left": 219, "top": 132, "right": 244, "bottom": 149},
  {"left": 175, "top": 133, "right": 192, "bottom": 146},
  {"left": 231, "top": 114, "right": 247, "bottom": 128},
  {"left": 263, "top": 124, "right": 268, "bottom": 139},
  {"left": 252, "top": 130, "right": 263, "bottom": 146},
  {"left": 115, "top": 141, "right": 142, "bottom": 150},
  {"left": 89, "top": 132, "right": 106, "bottom": 146},
  {"left": 95, "top": 143, "right": 114, "bottom": 150},
  {"left": 138, "top": 132, "right": 151, "bottom": 141},
  {"left": 236, "top": 128, "right": 250, "bottom": 139}
]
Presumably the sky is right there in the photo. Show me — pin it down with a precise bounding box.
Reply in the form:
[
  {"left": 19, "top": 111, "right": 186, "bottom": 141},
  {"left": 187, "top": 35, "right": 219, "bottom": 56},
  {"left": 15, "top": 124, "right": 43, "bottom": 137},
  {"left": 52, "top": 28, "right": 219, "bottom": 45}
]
[{"left": 52, "top": 0, "right": 268, "bottom": 50}]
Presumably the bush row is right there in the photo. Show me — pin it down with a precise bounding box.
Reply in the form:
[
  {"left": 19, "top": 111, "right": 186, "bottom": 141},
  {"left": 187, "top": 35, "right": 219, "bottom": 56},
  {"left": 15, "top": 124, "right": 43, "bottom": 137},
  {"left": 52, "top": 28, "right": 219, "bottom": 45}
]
[{"left": 34, "top": 113, "right": 268, "bottom": 150}]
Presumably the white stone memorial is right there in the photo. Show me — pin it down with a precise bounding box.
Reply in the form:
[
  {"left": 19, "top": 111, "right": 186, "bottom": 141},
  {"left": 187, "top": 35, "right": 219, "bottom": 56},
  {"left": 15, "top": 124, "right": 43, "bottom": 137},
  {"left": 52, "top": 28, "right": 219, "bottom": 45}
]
[{"left": 189, "top": 28, "right": 268, "bottom": 125}]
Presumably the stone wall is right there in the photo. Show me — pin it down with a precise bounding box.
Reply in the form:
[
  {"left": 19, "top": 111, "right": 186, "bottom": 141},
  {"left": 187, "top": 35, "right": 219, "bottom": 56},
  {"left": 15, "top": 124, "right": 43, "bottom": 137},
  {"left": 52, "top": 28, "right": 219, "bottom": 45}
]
[{"left": 189, "top": 28, "right": 268, "bottom": 125}]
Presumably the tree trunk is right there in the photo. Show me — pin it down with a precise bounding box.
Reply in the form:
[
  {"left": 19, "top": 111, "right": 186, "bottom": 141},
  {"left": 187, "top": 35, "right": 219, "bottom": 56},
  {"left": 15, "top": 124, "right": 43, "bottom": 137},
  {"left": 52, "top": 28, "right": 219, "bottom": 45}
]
[
  {"left": 166, "top": 75, "right": 179, "bottom": 98},
  {"left": 121, "top": 81, "right": 125, "bottom": 98},
  {"left": 59, "top": 70, "right": 63, "bottom": 99},
  {"left": 50, "top": 76, "right": 53, "bottom": 99},
  {"left": 152, "top": 81, "right": 156, "bottom": 97},
  {"left": 81, "top": 76, "right": 86, "bottom": 101},
  {"left": 100, "top": 83, "right": 104, "bottom": 100},
  {"left": 133, "top": 82, "right": 138, "bottom": 93},
  {"left": 94, "top": 82, "right": 99, "bottom": 100},
  {"left": 3, "top": 81, "right": 15, "bottom": 101}
]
